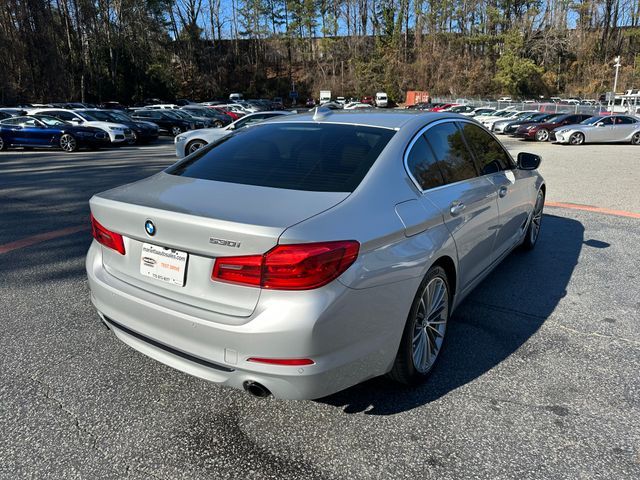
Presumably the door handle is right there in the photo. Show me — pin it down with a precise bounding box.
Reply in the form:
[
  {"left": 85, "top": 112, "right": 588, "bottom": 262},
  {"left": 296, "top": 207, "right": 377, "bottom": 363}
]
[
  {"left": 450, "top": 201, "right": 466, "bottom": 216},
  {"left": 498, "top": 186, "right": 508, "bottom": 198}
]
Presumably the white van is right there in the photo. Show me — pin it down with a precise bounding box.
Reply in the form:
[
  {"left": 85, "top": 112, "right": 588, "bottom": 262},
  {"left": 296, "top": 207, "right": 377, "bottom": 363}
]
[
  {"left": 319, "top": 90, "right": 331, "bottom": 104},
  {"left": 229, "top": 93, "right": 244, "bottom": 102},
  {"left": 375, "top": 92, "right": 388, "bottom": 108}
]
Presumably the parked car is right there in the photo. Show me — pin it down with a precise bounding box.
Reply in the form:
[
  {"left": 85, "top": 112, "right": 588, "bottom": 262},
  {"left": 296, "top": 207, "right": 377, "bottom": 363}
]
[
  {"left": 478, "top": 110, "right": 537, "bottom": 130},
  {"left": 209, "top": 106, "right": 242, "bottom": 121},
  {"left": 344, "top": 102, "right": 373, "bottom": 110},
  {"left": 446, "top": 105, "right": 475, "bottom": 114},
  {"left": 305, "top": 98, "right": 316, "bottom": 108},
  {"left": 492, "top": 112, "right": 541, "bottom": 133},
  {"left": 76, "top": 109, "right": 159, "bottom": 144},
  {"left": 406, "top": 102, "right": 433, "bottom": 110},
  {"left": 29, "top": 108, "right": 135, "bottom": 144},
  {"left": 515, "top": 113, "right": 593, "bottom": 142},
  {"left": 163, "top": 109, "right": 208, "bottom": 129},
  {"left": 229, "top": 93, "right": 243, "bottom": 102},
  {"left": 174, "top": 111, "right": 292, "bottom": 157},
  {"left": 375, "top": 92, "right": 388, "bottom": 108},
  {"left": 361, "top": 96, "right": 374, "bottom": 105},
  {"left": 0, "top": 115, "right": 110, "bottom": 152},
  {"left": 86, "top": 109, "right": 545, "bottom": 400},
  {"left": 129, "top": 109, "right": 196, "bottom": 136},
  {"left": 180, "top": 106, "right": 233, "bottom": 127},
  {"left": 461, "top": 107, "right": 496, "bottom": 117},
  {"left": 553, "top": 115, "right": 640, "bottom": 145},
  {"left": 501, "top": 113, "right": 558, "bottom": 135},
  {"left": 0, "top": 111, "right": 12, "bottom": 121},
  {"left": 430, "top": 103, "right": 459, "bottom": 112},
  {"left": 0, "top": 108, "right": 27, "bottom": 117}
]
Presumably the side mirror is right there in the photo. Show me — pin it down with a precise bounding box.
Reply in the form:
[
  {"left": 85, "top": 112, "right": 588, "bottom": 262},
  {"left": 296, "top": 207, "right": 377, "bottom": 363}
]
[
  {"left": 70, "top": 118, "right": 82, "bottom": 124},
  {"left": 517, "top": 152, "right": 541, "bottom": 170},
  {"left": 595, "top": 122, "right": 605, "bottom": 127}
]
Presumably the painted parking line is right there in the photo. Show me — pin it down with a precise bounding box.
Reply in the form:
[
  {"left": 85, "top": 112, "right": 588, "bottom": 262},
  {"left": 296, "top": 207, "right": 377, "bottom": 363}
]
[
  {"left": 546, "top": 201, "right": 640, "bottom": 219},
  {"left": 0, "top": 225, "right": 88, "bottom": 255}
]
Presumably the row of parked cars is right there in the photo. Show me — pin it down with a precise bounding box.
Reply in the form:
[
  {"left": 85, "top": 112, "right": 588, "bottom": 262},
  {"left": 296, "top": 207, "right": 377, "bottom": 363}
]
[
  {"left": 474, "top": 108, "right": 640, "bottom": 145},
  {"left": 0, "top": 100, "right": 281, "bottom": 153}
]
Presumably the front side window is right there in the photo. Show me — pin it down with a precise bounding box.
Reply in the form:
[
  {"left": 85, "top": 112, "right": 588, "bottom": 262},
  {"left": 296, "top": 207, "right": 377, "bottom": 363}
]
[
  {"left": 459, "top": 123, "right": 512, "bottom": 175},
  {"left": 169, "top": 123, "right": 395, "bottom": 193},
  {"left": 406, "top": 135, "right": 445, "bottom": 190},
  {"left": 424, "top": 122, "right": 477, "bottom": 184}
]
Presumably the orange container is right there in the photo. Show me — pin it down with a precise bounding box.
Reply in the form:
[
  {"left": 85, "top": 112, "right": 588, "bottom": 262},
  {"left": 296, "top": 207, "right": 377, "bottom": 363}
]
[{"left": 405, "top": 91, "right": 430, "bottom": 106}]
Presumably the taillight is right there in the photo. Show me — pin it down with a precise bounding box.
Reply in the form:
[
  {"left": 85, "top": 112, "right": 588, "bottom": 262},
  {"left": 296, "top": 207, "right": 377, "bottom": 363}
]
[
  {"left": 247, "top": 357, "right": 315, "bottom": 366},
  {"left": 211, "top": 240, "right": 359, "bottom": 290},
  {"left": 90, "top": 214, "right": 125, "bottom": 255}
]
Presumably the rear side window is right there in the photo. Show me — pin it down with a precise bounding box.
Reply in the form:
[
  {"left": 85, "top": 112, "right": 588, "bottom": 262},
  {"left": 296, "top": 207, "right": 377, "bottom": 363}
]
[
  {"left": 405, "top": 135, "right": 445, "bottom": 190},
  {"left": 615, "top": 116, "right": 636, "bottom": 124},
  {"left": 459, "top": 123, "right": 512, "bottom": 175},
  {"left": 168, "top": 123, "right": 395, "bottom": 192},
  {"left": 424, "top": 122, "right": 477, "bottom": 184}
]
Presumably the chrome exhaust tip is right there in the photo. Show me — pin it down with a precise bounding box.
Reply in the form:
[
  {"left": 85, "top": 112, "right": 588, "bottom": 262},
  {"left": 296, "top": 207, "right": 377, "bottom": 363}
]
[{"left": 243, "top": 381, "right": 271, "bottom": 398}]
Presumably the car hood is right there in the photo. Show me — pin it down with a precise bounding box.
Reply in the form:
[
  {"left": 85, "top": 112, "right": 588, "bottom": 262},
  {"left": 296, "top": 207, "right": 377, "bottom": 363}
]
[{"left": 181, "top": 127, "right": 232, "bottom": 143}]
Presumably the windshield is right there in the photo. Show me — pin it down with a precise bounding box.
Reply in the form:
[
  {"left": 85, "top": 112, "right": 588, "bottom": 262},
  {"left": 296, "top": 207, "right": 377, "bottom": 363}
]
[
  {"left": 106, "top": 111, "right": 132, "bottom": 122},
  {"left": 76, "top": 111, "right": 98, "bottom": 121},
  {"left": 36, "top": 115, "right": 67, "bottom": 126},
  {"left": 168, "top": 123, "right": 396, "bottom": 192},
  {"left": 83, "top": 110, "right": 116, "bottom": 122}
]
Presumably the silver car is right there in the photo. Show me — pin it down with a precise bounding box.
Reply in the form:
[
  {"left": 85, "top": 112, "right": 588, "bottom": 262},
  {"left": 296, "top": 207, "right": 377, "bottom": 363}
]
[
  {"left": 86, "top": 110, "right": 545, "bottom": 400},
  {"left": 554, "top": 114, "right": 640, "bottom": 145}
]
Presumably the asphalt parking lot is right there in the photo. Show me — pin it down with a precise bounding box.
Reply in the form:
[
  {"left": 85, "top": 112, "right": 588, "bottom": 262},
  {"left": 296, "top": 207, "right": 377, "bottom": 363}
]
[{"left": 1, "top": 138, "right": 639, "bottom": 479}]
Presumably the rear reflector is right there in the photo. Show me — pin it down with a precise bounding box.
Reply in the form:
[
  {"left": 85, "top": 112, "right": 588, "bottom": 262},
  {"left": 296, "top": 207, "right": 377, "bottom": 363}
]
[
  {"left": 212, "top": 240, "right": 359, "bottom": 290},
  {"left": 90, "top": 214, "right": 125, "bottom": 255},
  {"left": 247, "top": 357, "right": 315, "bottom": 366}
]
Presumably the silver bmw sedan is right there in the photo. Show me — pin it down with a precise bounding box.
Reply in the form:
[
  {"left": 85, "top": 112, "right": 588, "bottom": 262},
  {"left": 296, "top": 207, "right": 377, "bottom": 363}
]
[{"left": 86, "top": 109, "right": 545, "bottom": 400}]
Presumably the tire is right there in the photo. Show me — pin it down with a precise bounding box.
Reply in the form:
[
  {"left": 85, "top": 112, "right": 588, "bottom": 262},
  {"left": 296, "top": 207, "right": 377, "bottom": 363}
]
[
  {"left": 171, "top": 126, "right": 182, "bottom": 136},
  {"left": 569, "top": 132, "right": 585, "bottom": 145},
  {"left": 388, "top": 265, "right": 450, "bottom": 385},
  {"left": 59, "top": 133, "right": 78, "bottom": 152},
  {"left": 522, "top": 189, "right": 545, "bottom": 250},
  {"left": 631, "top": 131, "right": 640, "bottom": 145},
  {"left": 127, "top": 131, "right": 138, "bottom": 145},
  {"left": 0, "top": 136, "right": 6, "bottom": 151},
  {"left": 535, "top": 129, "right": 549, "bottom": 142},
  {"left": 185, "top": 139, "right": 207, "bottom": 155},
  {"left": 213, "top": 120, "right": 223, "bottom": 128}
]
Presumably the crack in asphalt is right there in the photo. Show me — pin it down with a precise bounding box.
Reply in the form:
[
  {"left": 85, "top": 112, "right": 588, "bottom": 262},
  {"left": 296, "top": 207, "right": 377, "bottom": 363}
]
[{"left": 25, "top": 373, "right": 169, "bottom": 480}]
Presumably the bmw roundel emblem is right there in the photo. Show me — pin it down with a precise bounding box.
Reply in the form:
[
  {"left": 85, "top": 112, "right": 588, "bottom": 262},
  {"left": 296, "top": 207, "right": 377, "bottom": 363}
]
[{"left": 144, "top": 220, "right": 156, "bottom": 236}]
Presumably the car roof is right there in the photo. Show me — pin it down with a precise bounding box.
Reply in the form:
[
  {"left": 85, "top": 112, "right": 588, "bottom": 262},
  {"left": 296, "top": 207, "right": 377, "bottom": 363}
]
[{"left": 264, "top": 109, "right": 463, "bottom": 130}]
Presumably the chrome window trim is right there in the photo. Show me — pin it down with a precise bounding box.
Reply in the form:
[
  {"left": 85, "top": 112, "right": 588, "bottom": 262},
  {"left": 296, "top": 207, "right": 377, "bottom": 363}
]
[{"left": 403, "top": 117, "right": 516, "bottom": 194}]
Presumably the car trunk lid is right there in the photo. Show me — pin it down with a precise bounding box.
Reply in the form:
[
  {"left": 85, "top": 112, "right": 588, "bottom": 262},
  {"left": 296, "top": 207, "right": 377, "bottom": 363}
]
[{"left": 90, "top": 172, "right": 348, "bottom": 319}]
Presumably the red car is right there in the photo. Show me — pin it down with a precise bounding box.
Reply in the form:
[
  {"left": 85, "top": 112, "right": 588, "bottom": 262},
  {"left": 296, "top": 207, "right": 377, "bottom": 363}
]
[
  {"left": 209, "top": 106, "right": 241, "bottom": 121},
  {"left": 430, "top": 103, "right": 459, "bottom": 112},
  {"left": 515, "top": 113, "right": 593, "bottom": 142},
  {"left": 361, "top": 96, "right": 374, "bottom": 105}
]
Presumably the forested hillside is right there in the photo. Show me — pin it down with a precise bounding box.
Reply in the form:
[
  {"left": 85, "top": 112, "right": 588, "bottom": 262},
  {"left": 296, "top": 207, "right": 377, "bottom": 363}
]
[{"left": 1, "top": 0, "right": 639, "bottom": 103}]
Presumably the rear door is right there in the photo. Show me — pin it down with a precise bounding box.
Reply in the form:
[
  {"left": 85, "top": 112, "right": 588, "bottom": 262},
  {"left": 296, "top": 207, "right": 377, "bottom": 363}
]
[
  {"left": 612, "top": 116, "right": 638, "bottom": 140},
  {"left": 416, "top": 120, "right": 500, "bottom": 290}
]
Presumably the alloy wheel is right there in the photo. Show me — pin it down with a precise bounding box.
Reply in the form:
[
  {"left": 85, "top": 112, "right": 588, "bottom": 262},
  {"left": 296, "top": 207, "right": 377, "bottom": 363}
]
[
  {"left": 530, "top": 191, "right": 544, "bottom": 244},
  {"left": 171, "top": 126, "right": 182, "bottom": 136},
  {"left": 127, "top": 131, "right": 137, "bottom": 145},
  {"left": 412, "top": 277, "right": 448, "bottom": 374},
  {"left": 535, "top": 129, "right": 549, "bottom": 142},
  {"left": 569, "top": 132, "right": 584, "bottom": 145},
  {"left": 0, "top": 136, "right": 5, "bottom": 151},
  {"left": 60, "top": 134, "right": 77, "bottom": 152},
  {"left": 632, "top": 132, "right": 640, "bottom": 145},
  {"left": 187, "top": 140, "right": 206, "bottom": 155}
]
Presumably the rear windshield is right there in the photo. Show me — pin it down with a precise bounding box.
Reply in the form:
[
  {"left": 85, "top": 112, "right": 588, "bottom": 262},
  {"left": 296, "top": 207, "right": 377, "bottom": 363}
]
[{"left": 168, "top": 123, "right": 396, "bottom": 192}]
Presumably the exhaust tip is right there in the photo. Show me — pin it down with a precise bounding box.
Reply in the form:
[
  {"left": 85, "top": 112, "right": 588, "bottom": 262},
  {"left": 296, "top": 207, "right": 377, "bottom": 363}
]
[{"left": 243, "top": 381, "right": 271, "bottom": 398}]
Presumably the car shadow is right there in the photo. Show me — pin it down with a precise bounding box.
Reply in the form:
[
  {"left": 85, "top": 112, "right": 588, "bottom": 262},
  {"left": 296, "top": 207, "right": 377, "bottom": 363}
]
[{"left": 317, "top": 213, "right": 584, "bottom": 415}]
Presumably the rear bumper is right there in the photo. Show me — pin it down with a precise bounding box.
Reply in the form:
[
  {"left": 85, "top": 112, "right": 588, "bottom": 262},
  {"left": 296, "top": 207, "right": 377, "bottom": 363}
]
[{"left": 86, "top": 242, "right": 407, "bottom": 399}]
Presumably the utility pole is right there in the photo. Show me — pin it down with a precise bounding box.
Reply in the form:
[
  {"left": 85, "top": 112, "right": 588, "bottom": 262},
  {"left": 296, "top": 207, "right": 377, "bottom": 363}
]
[{"left": 613, "top": 56, "right": 621, "bottom": 94}]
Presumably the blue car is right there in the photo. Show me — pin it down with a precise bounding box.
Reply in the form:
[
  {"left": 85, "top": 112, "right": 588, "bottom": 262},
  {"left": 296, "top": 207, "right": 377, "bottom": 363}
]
[{"left": 0, "top": 115, "right": 110, "bottom": 152}]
